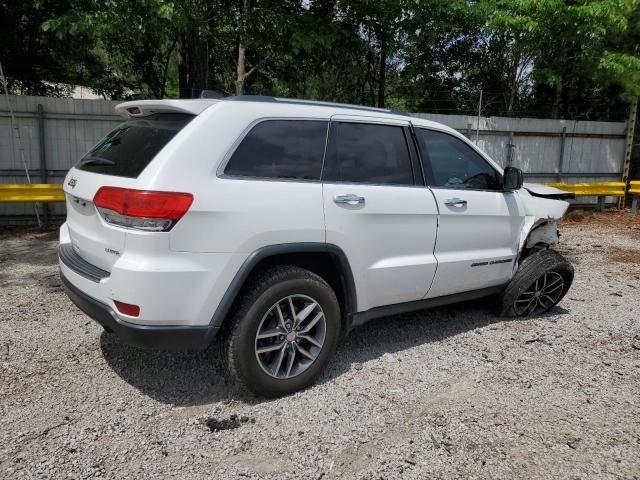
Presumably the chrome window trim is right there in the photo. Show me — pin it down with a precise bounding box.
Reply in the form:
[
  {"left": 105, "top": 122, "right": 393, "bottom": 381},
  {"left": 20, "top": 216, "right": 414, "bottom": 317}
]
[{"left": 321, "top": 181, "right": 427, "bottom": 190}]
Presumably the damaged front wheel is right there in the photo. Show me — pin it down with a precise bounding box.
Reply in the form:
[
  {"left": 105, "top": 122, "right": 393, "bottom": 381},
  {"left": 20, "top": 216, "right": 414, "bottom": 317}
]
[{"left": 498, "top": 249, "right": 574, "bottom": 317}]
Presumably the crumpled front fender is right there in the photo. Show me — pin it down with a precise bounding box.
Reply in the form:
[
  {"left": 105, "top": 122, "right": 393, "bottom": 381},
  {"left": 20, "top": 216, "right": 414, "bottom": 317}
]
[{"left": 516, "top": 186, "right": 570, "bottom": 257}]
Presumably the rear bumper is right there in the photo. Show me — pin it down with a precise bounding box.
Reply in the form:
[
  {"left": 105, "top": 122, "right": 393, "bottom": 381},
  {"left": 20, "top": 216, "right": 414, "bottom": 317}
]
[
  {"left": 61, "top": 272, "right": 218, "bottom": 350},
  {"left": 58, "top": 222, "right": 247, "bottom": 328}
]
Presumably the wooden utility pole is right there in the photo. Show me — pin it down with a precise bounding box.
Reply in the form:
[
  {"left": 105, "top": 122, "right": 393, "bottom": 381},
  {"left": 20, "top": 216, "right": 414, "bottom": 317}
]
[
  {"left": 619, "top": 98, "right": 638, "bottom": 209},
  {"left": 235, "top": 0, "right": 251, "bottom": 96},
  {"left": 475, "top": 89, "right": 483, "bottom": 143}
]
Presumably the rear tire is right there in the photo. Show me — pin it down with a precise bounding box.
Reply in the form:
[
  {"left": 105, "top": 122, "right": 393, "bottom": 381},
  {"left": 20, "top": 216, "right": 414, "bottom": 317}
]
[
  {"left": 220, "top": 265, "right": 340, "bottom": 397},
  {"left": 498, "top": 249, "right": 574, "bottom": 317}
]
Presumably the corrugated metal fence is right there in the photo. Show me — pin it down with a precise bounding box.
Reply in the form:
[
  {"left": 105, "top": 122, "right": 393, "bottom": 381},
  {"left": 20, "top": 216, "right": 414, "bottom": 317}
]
[
  {"left": 412, "top": 113, "right": 627, "bottom": 185},
  {"left": 0, "top": 95, "right": 120, "bottom": 219},
  {"left": 0, "top": 95, "right": 629, "bottom": 221}
]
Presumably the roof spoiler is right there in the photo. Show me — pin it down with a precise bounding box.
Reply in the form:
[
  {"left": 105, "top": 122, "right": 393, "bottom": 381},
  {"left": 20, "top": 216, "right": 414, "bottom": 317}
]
[{"left": 115, "top": 100, "right": 217, "bottom": 118}]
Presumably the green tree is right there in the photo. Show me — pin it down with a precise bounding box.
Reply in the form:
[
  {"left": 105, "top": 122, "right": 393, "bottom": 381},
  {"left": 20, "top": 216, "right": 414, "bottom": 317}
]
[
  {"left": 2, "top": 0, "right": 638, "bottom": 122},
  {"left": 42, "top": 0, "right": 180, "bottom": 98},
  {"left": 399, "top": 0, "right": 486, "bottom": 114},
  {"left": 0, "top": 0, "right": 108, "bottom": 96},
  {"left": 485, "top": 0, "right": 640, "bottom": 118},
  {"left": 600, "top": 3, "right": 640, "bottom": 99}
]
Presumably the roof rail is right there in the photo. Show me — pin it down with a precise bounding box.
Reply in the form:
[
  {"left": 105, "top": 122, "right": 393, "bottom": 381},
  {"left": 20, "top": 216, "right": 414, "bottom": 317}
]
[
  {"left": 223, "top": 95, "right": 411, "bottom": 117},
  {"left": 199, "top": 89, "right": 225, "bottom": 99}
]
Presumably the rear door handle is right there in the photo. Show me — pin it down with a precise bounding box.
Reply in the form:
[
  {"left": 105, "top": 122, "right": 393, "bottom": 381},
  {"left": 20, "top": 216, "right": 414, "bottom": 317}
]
[
  {"left": 334, "top": 194, "right": 365, "bottom": 206},
  {"left": 444, "top": 197, "right": 467, "bottom": 207}
]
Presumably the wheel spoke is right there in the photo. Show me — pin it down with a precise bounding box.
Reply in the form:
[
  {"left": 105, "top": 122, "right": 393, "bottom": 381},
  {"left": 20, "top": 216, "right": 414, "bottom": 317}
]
[
  {"left": 520, "top": 296, "right": 536, "bottom": 314},
  {"left": 544, "top": 276, "right": 562, "bottom": 290},
  {"left": 515, "top": 295, "right": 535, "bottom": 313},
  {"left": 300, "top": 311, "right": 324, "bottom": 333},
  {"left": 275, "top": 304, "right": 287, "bottom": 330},
  {"left": 543, "top": 282, "right": 563, "bottom": 295},
  {"left": 295, "top": 301, "right": 317, "bottom": 327},
  {"left": 285, "top": 344, "right": 296, "bottom": 377},
  {"left": 272, "top": 343, "right": 287, "bottom": 376},
  {"left": 515, "top": 297, "right": 535, "bottom": 303},
  {"left": 256, "top": 328, "right": 284, "bottom": 340},
  {"left": 256, "top": 341, "right": 285, "bottom": 355},
  {"left": 298, "top": 333, "right": 322, "bottom": 348},
  {"left": 541, "top": 294, "right": 556, "bottom": 305},
  {"left": 537, "top": 296, "right": 552, "bottom": 311},
  {"left": 287, "top": 297, "right": 296, "bottom": 324},
  {"left": 529, "top": 297, "right": 541, "bottom": 314},
  {"left": 296, "top": 343, "right": 316, "bottom": 361}
]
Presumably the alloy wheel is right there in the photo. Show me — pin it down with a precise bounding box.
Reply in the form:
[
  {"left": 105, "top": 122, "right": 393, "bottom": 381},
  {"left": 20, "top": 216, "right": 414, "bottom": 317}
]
[
  {"left": 254, "top": 294, "right": 327, "bottom": 379},
  {"left": 513, "top": 271, "right": 565, "bottom": 315}
]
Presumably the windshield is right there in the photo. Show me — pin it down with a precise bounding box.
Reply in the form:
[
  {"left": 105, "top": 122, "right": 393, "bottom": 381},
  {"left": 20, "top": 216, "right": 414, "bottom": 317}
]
[{"left": 75, "top": 113, "right": 194, "bottom": 178}]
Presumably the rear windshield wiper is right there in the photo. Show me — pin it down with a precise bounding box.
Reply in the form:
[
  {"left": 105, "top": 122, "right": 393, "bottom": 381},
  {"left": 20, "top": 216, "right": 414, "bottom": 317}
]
[{"left": 78, "top": 156, "right": 116, "bottom": 167}]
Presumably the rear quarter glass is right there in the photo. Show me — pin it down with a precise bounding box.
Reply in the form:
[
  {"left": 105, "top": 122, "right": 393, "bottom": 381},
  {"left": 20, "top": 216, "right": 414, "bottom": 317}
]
[{"left": 75, "top": 113, "right": 194, "bottom": 178}]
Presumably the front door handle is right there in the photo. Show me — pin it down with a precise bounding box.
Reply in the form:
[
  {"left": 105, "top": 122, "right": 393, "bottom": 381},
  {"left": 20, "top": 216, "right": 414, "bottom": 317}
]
[
  {"left": 334, "top": 194, "right": 365, "bottom": 206},
  {"left": 444, "top": 197, "right": 467, "bottom": 207}
]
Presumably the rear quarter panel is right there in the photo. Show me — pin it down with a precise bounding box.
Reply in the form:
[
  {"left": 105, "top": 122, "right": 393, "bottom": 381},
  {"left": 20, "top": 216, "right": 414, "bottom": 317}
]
[{"left": 146, "top": 102, "right": 326, "bottom": 253}]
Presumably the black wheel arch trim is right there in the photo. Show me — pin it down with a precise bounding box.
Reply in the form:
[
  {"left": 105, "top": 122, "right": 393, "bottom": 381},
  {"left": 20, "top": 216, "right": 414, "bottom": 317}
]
[{"left": 209, "top": 243, "right": 357, "bottom": 330}]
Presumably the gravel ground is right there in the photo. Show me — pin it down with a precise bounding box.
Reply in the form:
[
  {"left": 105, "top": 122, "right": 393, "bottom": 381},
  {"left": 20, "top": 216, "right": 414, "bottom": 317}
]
[{"left": 1, "top": 214, "right": 639, "bottom": 479}]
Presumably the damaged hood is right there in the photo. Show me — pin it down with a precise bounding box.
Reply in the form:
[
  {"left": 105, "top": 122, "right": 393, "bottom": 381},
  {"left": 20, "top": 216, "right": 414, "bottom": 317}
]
[
  {"left": 519, "top": 185, "right": 570, "bottom": 220},
  {"left": 524, "top": 182, "right": 575, "bottom": 200}
]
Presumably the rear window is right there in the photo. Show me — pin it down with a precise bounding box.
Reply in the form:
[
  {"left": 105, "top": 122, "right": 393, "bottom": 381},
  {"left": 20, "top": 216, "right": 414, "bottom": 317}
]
[
  {"left": 224, "top": 120, "right": 328, "bottom": 180},
  {"left": 75, "top": 113, "right": 194, "bottom": 178}
]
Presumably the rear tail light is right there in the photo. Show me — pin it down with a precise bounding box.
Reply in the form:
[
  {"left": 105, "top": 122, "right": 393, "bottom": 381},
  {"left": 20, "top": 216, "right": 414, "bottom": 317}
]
[
  {"left": 114, "top": 300, "right": 140, "bottom": 317},
  {"left": 93, "top": 187, "right": 193, "bottom": 232}
]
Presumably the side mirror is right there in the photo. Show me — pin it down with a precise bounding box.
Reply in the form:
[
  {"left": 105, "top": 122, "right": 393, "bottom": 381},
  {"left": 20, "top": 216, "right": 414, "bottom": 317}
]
[{"left": 503, "top": 166, "right": 523, "bottom": 191}]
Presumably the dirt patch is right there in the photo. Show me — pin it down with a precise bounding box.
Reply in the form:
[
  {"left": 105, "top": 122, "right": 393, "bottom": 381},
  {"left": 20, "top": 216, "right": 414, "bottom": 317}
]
[
  {"left": 0, "top": 225, "right": 60, "bottom": 241},
  {"left": 560, "top": 209, "right": 640, "bottom": 240},
  {"left": 200, "top": 414, "right": 255, "bottom": 432},
  {"left": 609, "top": 247, "right": 640, "bottom": 264}
]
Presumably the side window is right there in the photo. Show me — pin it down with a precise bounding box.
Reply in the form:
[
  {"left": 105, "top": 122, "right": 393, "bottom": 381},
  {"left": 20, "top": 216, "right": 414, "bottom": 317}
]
[
  {"left": 417, "top": 129, "right": 502, "bottom": 190},
  {"left": 225, "top": 120, "right": 328, "bottom": 180},
  {"left": 323, "top": 122, "right": 414, "bottom": 186}
]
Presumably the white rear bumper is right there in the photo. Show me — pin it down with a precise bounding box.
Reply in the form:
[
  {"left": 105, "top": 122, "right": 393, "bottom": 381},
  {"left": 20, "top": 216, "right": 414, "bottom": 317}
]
[{"left": 59, "top": 222, "right": 247, "bottom": 328}]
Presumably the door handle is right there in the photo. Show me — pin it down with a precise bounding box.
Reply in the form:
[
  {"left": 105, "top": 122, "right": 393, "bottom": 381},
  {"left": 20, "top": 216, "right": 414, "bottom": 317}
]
[
  {"left": 334, "top": 194, "right": 365, "bottom": 206},
  {"left": 444, "top": 197, "right": 467, "bottom": 207}
]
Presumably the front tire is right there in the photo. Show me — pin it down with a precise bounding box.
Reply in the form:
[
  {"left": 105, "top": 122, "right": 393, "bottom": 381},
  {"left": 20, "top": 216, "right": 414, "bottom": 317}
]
[
  {"left": 498, "top": 249, "right": 574, "bottom": 317},
  {"left": 220, "top": 265, "right": 340, "bottom": 397}
]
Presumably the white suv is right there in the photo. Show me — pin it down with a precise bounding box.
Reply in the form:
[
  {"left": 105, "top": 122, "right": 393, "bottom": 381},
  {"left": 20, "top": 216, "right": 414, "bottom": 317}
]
[{"left": 59, "top": 96, "right": 574, "bottom": 396}]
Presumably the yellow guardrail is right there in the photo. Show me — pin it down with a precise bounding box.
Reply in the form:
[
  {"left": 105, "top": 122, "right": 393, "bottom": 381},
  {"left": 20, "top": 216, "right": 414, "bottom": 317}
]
[
  {"left": 0, "top": 184, "right": 65, "bottom": 203},
  {"left": 0, "top": 181, "right": 638, "bottom": 204},
  {"left": 543, "top": 181, "right": 626, "bottom": 197}
]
